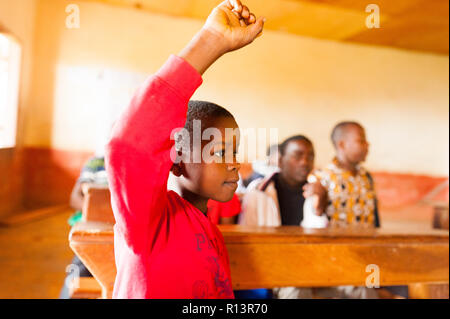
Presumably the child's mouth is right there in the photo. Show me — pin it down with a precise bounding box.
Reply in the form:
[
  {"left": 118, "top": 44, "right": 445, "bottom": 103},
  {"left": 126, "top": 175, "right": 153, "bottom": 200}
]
[{"left": 223, "top": 181, "right": 238, "bottom": 190}]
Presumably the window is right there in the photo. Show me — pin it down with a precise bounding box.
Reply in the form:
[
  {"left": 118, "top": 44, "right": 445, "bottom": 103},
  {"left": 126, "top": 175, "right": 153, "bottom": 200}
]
[{"left": 0, "top": 33, "right": 21, "bottom": 148}]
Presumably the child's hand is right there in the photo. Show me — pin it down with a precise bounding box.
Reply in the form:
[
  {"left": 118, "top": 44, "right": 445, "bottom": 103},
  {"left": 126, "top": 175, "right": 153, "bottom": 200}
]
[
  {"left": 303, "top": 182, "right": 328, "bottom": 215},
  {"left": 203, "top": 0, "right": 265, "bottom": 53},
  {"left": 179, "top": 0, "right": 265, "bottom": 74}
]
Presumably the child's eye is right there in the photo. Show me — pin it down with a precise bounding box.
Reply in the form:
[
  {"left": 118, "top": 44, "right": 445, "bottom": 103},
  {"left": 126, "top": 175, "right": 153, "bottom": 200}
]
[
  {"left": 213, "top": 150, "right": 238, "bottom": 158},
  {"left": 214, "top": 150, "right": 226, "bottom": 157}
]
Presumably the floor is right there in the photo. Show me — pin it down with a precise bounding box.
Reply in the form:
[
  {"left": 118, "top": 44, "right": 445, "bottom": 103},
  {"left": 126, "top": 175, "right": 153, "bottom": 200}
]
[{"left": 0, "top": 208, "right": 74, "bottom": 298}]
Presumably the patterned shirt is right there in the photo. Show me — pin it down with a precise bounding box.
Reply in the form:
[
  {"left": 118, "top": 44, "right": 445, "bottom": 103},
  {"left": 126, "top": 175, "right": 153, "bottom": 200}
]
[{"left": 310, "top": 158, "right": 380, "bottom": 228}]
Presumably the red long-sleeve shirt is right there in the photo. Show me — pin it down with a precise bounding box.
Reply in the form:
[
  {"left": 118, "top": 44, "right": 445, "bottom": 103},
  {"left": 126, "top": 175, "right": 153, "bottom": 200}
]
[{"left": 105, "top": 55, "right": 234, "bottom": 299}]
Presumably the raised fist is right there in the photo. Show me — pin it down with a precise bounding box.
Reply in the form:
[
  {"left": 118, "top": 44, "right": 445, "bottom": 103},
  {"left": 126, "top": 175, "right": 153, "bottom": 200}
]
[{"left": 203, "top": 0, "right": 265, "bottom": 53}]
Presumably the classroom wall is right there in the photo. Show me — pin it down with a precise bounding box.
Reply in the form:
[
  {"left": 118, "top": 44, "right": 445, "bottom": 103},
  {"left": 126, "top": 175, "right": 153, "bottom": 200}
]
[{"left": 22, "top": 0, "right": 449, "bottom": 177}]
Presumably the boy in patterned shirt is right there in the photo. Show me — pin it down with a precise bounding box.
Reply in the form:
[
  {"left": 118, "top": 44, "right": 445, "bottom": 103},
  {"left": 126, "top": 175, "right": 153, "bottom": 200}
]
[{"left": 310, "top": 121, "right": 380, "bottom": 228}]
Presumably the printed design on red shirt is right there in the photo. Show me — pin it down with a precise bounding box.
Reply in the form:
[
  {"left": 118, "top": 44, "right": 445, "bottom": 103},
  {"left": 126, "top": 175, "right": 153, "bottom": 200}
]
[
  {"left": 195, "top": 233, "right": 219, "bottom": 252},
  {"left": 193, "top": 233, "right": 232, "bottom": 298},
  {"left": 207, "top": 256, "right": 233, "bottom": 298},
  {"left": 192, "top": 256, "right": 233, "bottom": 299}
]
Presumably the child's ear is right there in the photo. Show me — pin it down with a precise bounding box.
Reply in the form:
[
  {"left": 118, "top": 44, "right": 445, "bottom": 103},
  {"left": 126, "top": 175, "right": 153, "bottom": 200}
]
[{"left": 171, "top": 163, "right": 183, "bottom": 177}]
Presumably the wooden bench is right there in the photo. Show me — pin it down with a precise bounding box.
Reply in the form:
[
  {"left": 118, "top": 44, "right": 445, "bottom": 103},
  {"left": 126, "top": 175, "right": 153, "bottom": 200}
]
[
  {"left": 70, "top": 221, "right": 449, "bottom": 299},
  {"left": 68, "top": 277, "right": 102, "bottom": 299},
  {"left": 65, "top": 183, "right": 115, "bottom": 298}
]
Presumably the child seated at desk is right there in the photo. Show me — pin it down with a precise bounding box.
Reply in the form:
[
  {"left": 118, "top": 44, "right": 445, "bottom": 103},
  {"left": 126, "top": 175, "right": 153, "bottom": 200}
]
[{"left": 105, "top": 0, "right": 265, "bottom": 298}]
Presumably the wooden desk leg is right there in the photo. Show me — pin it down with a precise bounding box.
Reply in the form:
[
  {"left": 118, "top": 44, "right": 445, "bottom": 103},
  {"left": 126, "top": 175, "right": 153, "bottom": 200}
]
[
  {"left": 100, "top": 283, "right": 113, "bottom": 299},
  {"left": 408, "top": 283, "right": 449, "bottom": 299}
]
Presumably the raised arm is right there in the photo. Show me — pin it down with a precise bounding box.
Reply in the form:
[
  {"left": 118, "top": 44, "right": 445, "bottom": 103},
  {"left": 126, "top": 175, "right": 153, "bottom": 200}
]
[{"left": 105, "top": 0, "right": 265, "bottom": 249}]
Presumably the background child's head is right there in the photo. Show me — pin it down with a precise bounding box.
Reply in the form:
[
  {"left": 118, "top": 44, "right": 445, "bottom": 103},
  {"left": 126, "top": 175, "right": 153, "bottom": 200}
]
[
  {"left": 331, "top": 121, "right": 369, "bottom": 165},
  {"left": 278, "top": 135, "right": 315, "bottom": 185},
  {"left": 171, "top": 100, "right": 241, "bottom": 203}
]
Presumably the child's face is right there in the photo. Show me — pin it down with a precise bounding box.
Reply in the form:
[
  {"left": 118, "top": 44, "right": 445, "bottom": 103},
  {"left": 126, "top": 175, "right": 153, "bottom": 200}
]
[
  {"left": 279, "top": 139, "right": 314, "bottom": 185},
  {"left": 341, "top": 125, "right": 369, "bottom": 164},
  {"left": 180, "top": 116, "right": 241, "bottom": 203}
]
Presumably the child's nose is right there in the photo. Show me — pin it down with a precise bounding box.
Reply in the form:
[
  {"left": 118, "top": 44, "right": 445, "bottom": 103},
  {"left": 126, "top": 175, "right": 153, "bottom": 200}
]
[{"left": 228, "top": 161, "right": 241, "bottom": 171}]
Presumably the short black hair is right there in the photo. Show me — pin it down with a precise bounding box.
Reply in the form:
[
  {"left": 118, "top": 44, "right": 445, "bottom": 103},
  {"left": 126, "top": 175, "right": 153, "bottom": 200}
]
[
  {"left": 279, "top": 135, "right": 313, "bottom": 156},
  {"left": 331, "top": 121, "right": 363, "bottom": 148},
  {"left": 184, "top": 100, "right": 234, "bottom": 133},
  {"left": 175, "top": 100, "right": 236, "bottom": 151}
]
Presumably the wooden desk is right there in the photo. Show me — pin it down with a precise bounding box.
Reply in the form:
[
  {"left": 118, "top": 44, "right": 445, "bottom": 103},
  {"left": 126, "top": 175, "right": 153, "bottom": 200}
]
[
  {"left": 81, "top": 184, "right": 114, "bottom": 224},
  {"left": 433, "top": 204, "right": 449, "bottom": 230},
  {"left": 70, "top": 222, "right": 449, "bottom": 299}
]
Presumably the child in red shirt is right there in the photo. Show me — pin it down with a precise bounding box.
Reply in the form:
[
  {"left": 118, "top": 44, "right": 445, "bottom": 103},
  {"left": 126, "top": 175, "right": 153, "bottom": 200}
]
[{"left": 105, "top": 0, "right": 265, "bottom": 299}]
